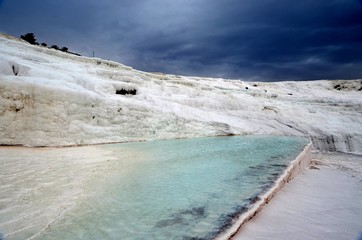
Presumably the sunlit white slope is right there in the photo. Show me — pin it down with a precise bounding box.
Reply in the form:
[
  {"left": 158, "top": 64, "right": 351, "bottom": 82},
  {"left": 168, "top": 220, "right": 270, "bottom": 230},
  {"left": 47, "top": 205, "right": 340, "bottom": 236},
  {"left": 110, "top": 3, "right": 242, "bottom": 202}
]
[{"left": 1, "top": 33, "right": 361, "bottom": 153}]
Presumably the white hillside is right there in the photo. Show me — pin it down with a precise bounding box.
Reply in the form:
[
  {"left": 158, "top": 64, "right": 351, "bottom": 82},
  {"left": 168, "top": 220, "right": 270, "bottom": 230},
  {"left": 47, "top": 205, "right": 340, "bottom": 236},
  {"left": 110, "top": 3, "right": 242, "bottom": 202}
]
[{"left": 1, "top": 34, "right": 361, "bottom": 153}]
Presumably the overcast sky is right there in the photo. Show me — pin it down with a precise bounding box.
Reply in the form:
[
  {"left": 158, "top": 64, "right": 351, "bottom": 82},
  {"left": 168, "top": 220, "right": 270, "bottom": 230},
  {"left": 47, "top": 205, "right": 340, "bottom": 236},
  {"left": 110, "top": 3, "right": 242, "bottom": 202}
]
[{"left": 1, "top": 0, "right": 362, "bottom": 81}]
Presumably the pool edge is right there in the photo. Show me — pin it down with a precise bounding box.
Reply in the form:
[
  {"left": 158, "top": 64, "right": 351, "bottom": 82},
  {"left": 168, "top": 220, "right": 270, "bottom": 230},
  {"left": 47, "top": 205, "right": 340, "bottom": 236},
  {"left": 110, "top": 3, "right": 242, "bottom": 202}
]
[{"left": 217, "top": 141, "right": 313, "bottom": 240}]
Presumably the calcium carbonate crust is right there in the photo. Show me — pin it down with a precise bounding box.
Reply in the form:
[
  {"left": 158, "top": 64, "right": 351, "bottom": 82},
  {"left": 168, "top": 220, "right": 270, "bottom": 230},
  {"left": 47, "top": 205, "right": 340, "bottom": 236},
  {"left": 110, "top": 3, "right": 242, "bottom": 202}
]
[
  {"left": 216, "top": 141, "right": 312, "bottom": 240},
  {"left": 1, "top": 34, "right": 361, "bottom": 154}
]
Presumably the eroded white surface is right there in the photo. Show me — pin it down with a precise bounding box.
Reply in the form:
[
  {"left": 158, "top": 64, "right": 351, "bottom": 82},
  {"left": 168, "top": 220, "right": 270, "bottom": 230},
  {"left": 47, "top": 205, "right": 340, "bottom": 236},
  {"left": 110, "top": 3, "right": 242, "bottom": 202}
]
[
  {"left": 0, "top": 146, "right": 133, "bottom": 239},
  {"left": 0, "top": 34, "right": 362, "bottom": 153},
  {"left": 232, "top": 153, "right": 362, "bottom": 240}
]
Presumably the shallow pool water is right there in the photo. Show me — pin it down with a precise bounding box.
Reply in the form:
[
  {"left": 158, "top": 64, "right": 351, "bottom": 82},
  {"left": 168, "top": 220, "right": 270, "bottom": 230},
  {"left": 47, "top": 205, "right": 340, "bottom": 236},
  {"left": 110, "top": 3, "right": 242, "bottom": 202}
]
[
  {"left": 0, "top": 135, "right": 308, "bottom": 240},
  {"left": 38, "top": 135, "right": 307, "bottom": 240}
]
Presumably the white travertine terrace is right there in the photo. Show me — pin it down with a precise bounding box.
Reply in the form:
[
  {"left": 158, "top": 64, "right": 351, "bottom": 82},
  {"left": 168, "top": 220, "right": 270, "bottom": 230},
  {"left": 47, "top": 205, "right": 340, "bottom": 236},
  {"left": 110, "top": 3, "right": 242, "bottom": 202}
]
[
  {"left": 1, "top": 33, "right": 361, "bottom": 240},
  {"left": 1, "top": 34, "right": 361, "bottom": 154},
  {"left": 218, "top": 142, "right": 312, "bottom": 239}
]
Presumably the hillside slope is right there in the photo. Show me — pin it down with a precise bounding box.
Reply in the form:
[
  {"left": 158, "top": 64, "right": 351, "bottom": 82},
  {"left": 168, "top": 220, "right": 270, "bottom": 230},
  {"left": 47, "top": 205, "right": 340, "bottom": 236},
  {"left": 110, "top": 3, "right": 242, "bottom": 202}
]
[{"left": 1, "top": 34, "right": 361, "bottom": 153}]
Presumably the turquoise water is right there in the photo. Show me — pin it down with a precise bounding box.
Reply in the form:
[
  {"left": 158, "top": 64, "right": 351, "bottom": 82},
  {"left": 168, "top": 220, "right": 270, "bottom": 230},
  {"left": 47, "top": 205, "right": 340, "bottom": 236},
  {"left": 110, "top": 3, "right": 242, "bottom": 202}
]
[{"left": 42, "top": 135, "right": 308, "bottom": 240}]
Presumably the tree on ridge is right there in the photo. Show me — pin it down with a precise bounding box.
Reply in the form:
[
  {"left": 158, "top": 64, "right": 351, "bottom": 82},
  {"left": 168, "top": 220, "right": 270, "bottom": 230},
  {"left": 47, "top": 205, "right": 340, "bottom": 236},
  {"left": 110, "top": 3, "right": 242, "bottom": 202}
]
[{"left": 20, "top": 33, "right": 38, "bottom": 45}]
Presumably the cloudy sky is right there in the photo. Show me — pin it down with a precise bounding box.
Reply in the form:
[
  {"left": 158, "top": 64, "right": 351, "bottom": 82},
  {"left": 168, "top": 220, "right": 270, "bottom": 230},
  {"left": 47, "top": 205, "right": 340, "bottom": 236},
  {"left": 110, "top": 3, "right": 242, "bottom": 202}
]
[{"left": 1, "top": 0, "right": 362, "bottom": 81}]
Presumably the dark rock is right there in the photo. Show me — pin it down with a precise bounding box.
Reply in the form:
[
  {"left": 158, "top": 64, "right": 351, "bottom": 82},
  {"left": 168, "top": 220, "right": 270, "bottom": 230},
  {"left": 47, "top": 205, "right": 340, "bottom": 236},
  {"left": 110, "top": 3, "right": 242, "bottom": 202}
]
[
  {"left": 334, "top": 84, "right": 341, "bottom": 90},
  {"left": 116, "top": 88, "right": 137, "bottom": 95},
  {"left": 248, "top": 195, "right": 261, "bottom": 204},
  {"left": 309, "top": 166, "right": 320, "bottom": 170}
]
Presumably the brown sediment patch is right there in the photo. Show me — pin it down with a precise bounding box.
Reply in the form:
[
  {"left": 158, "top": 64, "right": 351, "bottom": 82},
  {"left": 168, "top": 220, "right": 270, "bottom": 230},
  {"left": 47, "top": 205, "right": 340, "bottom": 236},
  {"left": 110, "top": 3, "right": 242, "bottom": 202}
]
[{"left": 215, "top": 141, "right": 313, "bottom": 240}]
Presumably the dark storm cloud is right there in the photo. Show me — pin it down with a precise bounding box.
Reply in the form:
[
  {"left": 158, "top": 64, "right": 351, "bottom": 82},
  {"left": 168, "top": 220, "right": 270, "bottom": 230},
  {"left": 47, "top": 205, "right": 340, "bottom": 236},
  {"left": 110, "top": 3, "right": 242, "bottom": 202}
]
[{"left": 0, "top": 0, "right": 362, "bottom": 81}]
